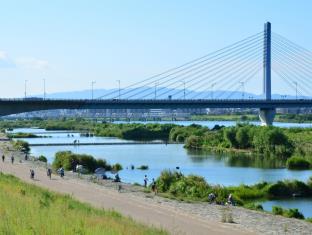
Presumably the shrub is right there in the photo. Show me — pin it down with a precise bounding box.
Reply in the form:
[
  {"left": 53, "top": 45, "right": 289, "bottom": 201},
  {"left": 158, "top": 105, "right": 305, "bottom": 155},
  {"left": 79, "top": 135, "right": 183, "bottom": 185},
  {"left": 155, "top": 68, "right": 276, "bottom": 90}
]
[
  {"left": 267, "top": 180, "right": 311, "bottom": 198},
  {"left": 157, "top": 170, "right": 183, "bottom": 192},
  {"left": 52, "top": 151, "right": 117, "bottom": 173},
  {"left": 245, "top": 203, "right": 263, "bottom": 211},
  {"left": 284, "top": 208, "right": 305, "bottom": 219},
  {"left": 38, "top": 155, "right": 47, "bottom": 163},
  {"left": 13, "top": 140, "right": 30, "bottom": 153},
  {"left": 272, "top": 206, "right": 284, "bottom": 215},
  {"left": 111, "top": 163, "right": 123, "bottom": 172},
  {"left": 286, "top": 156, "right": 311, "bottom": 170},
  {"left": 137, "top": 165, "right": 149, "bottom": 170},
  {"left": 96, "top": 159, "right": 111, "bottom": 171},
  {"left": 235, "top": 127, "right": 250, "bottom": 148},
  {"left": 184, "top": 135, "right": 203, "bottom": 149}
]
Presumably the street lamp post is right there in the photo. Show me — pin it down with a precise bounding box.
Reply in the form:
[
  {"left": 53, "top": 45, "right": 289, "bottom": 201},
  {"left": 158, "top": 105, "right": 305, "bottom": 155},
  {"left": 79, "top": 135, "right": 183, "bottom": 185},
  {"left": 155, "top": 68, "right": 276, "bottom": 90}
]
[
  {"left": 91, "top": 81, "right": 96, "bottom": 100},
  {"left": 240, "top": 81, "right": 245, "bottom": 99},
  {"left": 24, "top": 80, "right": 28, "bottom": 98},
  {"left": 182, "top": 80, "right": 186, "bottom": 99},
  {"left": 211, "top": 82, "right": 216, "bottom": 99},
  {"left": 116, "top": 80, "right": 121, "bottom": 99},
  {"left": 293, "top": 82, "right": 298, "bottom": 99}
]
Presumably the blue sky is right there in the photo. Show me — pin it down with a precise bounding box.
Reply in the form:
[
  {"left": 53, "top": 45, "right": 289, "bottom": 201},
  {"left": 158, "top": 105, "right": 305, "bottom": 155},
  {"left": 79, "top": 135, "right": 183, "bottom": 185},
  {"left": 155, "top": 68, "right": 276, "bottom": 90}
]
[{"left": 0, "top": 0, "right": 311, "bottom": 98}]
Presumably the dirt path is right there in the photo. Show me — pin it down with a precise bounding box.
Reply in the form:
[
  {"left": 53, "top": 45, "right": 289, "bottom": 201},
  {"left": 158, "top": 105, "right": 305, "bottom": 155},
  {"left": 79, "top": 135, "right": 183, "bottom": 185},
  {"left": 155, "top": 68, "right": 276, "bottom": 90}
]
[{"left": 0, "top": 148, "right": 253, "bottom": 235}]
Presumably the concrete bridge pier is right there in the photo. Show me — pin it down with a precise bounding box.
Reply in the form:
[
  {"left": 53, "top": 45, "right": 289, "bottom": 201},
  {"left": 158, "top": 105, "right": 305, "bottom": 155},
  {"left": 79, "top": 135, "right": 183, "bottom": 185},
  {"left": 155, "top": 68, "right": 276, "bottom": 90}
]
[{"left": 259, "top": 108, "right": 275, "bottom": 126}]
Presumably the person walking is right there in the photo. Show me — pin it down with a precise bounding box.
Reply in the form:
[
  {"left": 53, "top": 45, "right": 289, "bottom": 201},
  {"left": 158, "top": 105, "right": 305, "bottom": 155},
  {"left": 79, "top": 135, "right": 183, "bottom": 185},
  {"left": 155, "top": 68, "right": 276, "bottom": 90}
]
[
  {"left": 58, "top": 167, "right": 64, "bottom": 178},
  {"left": 11, "top": 155, "right": 14, "bottom": 164},
  {"left": 151, "top": 178, "right": 157, "bottom": 195},
  {"left": 30, "top": 169, "right": 35, "bottom": 179},
  {"left": 144, "top": 175, "right": 148, "bottom": 187},
  {"left": 2, "top": 155, "right": 5, "bottom": 162},
  {"left": 47, "top": 168, "right": 52, "bottom": 180}
]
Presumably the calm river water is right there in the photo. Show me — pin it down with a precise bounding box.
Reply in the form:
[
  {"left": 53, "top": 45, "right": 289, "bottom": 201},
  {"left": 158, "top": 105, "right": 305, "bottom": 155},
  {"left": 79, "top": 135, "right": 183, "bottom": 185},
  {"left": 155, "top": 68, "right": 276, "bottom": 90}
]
[{"left": 9, "top": 120, "right": 312, "bottom": 217}]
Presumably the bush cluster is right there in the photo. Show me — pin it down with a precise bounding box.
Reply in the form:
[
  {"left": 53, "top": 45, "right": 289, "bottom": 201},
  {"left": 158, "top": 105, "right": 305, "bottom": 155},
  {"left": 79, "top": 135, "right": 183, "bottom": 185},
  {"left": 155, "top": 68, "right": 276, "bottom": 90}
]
[
  {"left": 272, "top": 206, "right": 305, "bottom": 219},
  {"left": 286, "top": 156, "right": 311, "bottom": 170},
  {"left": 52, "top": 151, "right": 119, "bottom": 173},
  {"left": 156, "top": 171, "right": 312, "bottom": 205},
  {"left": 13, "top": 140, "right": 30, "bottom": 153},
  {"left": 182, "top": 124, "right": 296, "bottom": 158}
]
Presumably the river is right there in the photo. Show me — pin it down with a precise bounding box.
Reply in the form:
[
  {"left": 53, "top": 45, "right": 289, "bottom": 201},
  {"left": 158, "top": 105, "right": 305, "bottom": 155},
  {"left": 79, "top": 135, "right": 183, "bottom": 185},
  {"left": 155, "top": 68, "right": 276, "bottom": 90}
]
[{"left": 8, "top": 120, "right": 312, "bottom": 217}]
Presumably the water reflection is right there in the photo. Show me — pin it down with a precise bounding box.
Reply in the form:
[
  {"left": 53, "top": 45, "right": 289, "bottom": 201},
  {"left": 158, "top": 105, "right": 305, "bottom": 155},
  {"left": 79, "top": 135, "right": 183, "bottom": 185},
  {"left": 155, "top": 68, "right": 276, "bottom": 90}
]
[{"left": 187, "top": 149, "right": 286, "bottom": 169}]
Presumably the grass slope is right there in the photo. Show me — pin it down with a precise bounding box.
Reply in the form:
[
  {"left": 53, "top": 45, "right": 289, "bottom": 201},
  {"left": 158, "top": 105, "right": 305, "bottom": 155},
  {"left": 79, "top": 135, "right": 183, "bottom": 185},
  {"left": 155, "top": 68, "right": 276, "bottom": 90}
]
[{"left": 0, "top": 173, "right": 167, "bottom": 235}]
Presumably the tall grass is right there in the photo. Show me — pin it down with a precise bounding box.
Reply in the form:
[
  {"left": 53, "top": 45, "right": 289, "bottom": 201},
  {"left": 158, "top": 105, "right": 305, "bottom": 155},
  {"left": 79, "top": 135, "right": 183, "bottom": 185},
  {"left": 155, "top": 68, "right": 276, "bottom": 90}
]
[{"left": 0, "top": 173, "right": 167, "bottom": 235}]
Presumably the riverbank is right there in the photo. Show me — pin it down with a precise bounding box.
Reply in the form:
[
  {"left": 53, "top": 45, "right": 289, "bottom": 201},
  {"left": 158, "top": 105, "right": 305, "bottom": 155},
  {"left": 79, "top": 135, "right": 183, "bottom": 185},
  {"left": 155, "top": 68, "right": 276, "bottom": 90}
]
[
  {"left": 1, "top": 138, "right": 311, "bottom": 234},
  {"left": 0, "top": 173, "right": 167, "bottom": 235}
]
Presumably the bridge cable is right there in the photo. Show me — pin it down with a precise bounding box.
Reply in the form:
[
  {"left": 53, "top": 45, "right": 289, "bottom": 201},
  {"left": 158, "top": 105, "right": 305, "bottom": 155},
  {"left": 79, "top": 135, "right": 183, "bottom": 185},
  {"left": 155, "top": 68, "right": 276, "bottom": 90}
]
[
  {"left": 96, "top": 31, "right": 263, "bottom": 99},
  {"left": 154, "top": 43, "right": 263, "bottom": 99},
  {"left": 124, "top": 35, "right": 263, "bottom": 99},
  {"left": 133, "top": 40, "right": 264, "bottom": 99}
]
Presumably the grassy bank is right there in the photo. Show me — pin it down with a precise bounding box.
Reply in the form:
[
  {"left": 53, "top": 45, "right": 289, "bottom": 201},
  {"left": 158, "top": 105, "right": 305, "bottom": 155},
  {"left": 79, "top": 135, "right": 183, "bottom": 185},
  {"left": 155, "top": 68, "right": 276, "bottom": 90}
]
[
  {"left": 0, "top": 173, "right": 166, "bottom": 235},
  {"left": 155, "top": 170, "right": 312, "bottom": 221}
]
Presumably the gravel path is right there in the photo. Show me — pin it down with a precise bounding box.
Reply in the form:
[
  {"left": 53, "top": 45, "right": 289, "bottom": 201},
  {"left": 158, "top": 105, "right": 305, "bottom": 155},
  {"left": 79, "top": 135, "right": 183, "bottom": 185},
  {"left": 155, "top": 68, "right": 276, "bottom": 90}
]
[{"left": 0, "top": 138, "right": 311, "bottom": 235}]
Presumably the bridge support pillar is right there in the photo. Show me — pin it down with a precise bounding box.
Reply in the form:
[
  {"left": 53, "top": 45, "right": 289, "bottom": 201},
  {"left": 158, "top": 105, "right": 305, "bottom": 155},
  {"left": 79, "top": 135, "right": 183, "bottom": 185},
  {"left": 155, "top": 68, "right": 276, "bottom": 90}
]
[{"left": 259, "top": 108, "right": 275, "bottom": 126}]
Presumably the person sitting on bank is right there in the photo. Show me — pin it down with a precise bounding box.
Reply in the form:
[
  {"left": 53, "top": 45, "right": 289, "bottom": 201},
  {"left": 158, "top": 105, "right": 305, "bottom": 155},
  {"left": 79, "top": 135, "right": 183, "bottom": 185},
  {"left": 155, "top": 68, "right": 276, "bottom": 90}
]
[
  {"left": 208, "top": 193, "right": 216, "bottom": 203},
  {"left": 58, "top": 167, "right": 65, "bottom": 178},
  {"left": 227, "top": 194, "right": 235, "bottom": 206},
  {"left": 114, "top": 173, "right": 121, "bottom": 182}
]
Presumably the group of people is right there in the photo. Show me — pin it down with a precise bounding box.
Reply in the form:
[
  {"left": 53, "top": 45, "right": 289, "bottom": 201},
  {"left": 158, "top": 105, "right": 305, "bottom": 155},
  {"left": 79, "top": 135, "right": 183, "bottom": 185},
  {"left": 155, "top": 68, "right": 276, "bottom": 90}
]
[
  {"left": 1, "top": 154, "right": 15, "bottom": 164},
  {"left": 28, "top": 166, "right": 64, "bottom": 180},
  {"left": 144, "top": 175, "right": 157, "bottom": 194},
  {"left": 208, "top": 192, "right": 235, "bottom": 206}
]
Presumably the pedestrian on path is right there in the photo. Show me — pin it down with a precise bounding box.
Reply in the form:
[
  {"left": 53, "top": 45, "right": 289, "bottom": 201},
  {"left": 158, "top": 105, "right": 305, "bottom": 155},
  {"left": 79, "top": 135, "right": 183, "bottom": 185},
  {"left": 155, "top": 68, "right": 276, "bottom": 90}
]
[
  {"left": 11, "top": 155, "right": 14, "bottom": 164},
  {"left": 30, "top": 169, "right": 35, "bottom": 179},
  {"left": 144, "top": 175, "right": 148, "bottom": 187},
  {"left": 47, "top": 168, "right": 52, "bottom": 180},
  {"left": 151, "top": 178, "right": 157, "bottom": 195},
  {"left": 2, "top": 155, "right": 5, "bottom": 162}
]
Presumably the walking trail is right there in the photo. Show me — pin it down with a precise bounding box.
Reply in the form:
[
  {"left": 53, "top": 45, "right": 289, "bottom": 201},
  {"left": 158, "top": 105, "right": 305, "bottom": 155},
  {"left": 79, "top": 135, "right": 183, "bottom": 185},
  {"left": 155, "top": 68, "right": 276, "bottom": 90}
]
[{"left": 0, "top": 138, "right": 311, "bottom": 235}]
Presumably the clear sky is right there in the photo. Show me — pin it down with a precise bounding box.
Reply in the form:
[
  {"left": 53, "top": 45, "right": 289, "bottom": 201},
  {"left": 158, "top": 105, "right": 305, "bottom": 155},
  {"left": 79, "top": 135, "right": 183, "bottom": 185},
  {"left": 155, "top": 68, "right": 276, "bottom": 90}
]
[{"left": 0, "top": 0, "right": 311, "bottom": 98}]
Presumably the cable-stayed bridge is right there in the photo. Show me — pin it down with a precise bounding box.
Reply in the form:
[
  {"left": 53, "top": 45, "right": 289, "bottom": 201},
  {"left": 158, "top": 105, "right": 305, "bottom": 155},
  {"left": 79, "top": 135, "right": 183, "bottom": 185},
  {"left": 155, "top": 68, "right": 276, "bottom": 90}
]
[{"left": 1, "top": 22, "right": 312, "bottom": 125}]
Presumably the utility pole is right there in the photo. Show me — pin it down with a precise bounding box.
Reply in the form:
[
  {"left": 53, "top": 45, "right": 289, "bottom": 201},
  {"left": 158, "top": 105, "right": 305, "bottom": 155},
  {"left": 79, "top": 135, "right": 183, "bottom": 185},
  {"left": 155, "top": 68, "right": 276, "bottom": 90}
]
[
  {"left": 182, "top": 80, "right": 186, "bottom": 99},
  {"left": 116, "top": 80, "right": 121, "bottom": 99},
  {"left": 24, "top": 80, "right": 28, "bottom": 98},
  {"left": 240, "top": 81, "right": 245, "bottom": 99},
  {"left": 211, "top": 82, "right": 216, "bottom": 99},
  {"left": 91, "top": 81, "right": 96, "bottom": 100},
  {"left": 293, "top": 81, "right": 298, "bottom": 99}
]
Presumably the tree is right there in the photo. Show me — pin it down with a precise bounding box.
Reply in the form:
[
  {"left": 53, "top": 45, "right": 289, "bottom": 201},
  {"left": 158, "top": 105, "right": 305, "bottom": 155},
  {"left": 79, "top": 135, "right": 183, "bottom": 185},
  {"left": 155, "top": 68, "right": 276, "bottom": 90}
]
[{"left": 235, "top": 127, "right": 250, "bottom": 148}]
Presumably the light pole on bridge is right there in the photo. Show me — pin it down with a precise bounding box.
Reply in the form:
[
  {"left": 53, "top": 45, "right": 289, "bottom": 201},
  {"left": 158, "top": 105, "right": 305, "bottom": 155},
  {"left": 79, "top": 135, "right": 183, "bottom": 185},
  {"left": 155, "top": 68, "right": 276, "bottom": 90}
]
[
  {"left": 240, "top": 81, "right": 245, "bottom": 99},
  {"left": 116, "top": 80, "right": 121, "bottom": 99},
  {"left": 211, "top": 82, "right": 216, "bottom": 99},
  {"left": 91, "top": 81, "right": 96, "bottom": 100},
  {"left": 293, "top": 81, "right": 298, "bottom": 99},
  {"left": 182, "top": 80, "right": 186, "bottom": 99},
  {"left": 24, "top": 80, "right": 28, "bottom": 99}
]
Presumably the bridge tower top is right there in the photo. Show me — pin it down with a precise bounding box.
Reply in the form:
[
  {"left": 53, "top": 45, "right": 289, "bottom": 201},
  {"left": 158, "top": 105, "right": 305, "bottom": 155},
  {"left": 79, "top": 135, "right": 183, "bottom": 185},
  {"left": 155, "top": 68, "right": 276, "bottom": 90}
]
[{"left": 263, "top": 21, "right": 271, "bottom": 100}]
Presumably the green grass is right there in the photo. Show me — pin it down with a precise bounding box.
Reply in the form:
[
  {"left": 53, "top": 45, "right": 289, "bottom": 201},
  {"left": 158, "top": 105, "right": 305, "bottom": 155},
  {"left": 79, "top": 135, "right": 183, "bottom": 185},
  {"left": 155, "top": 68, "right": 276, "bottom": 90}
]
[{"left": 0, "top": 173, "right": 167, "bottom": 235}]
